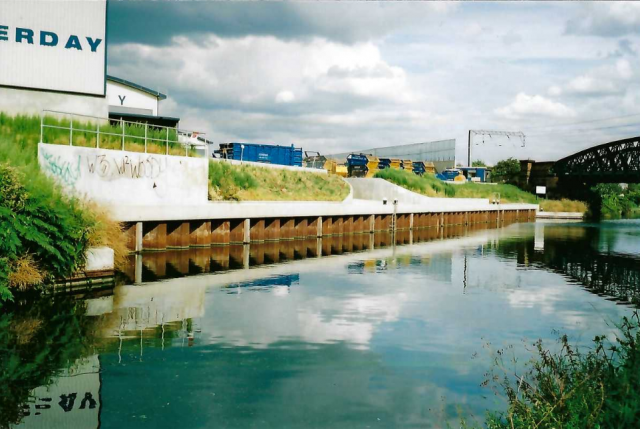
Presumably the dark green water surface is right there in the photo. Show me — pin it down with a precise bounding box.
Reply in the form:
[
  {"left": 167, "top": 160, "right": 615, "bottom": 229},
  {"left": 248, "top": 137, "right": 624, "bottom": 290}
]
[{"left": 5, "top": 220, "right": 640, "bottom": 428}]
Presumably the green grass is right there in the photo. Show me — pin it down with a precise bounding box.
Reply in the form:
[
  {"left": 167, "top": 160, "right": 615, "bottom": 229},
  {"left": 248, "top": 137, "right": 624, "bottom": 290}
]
[
  {"left": 375, "top": 168, "right": 587, "bottom": 213},
  {"left": 465, "top": 313, "right": 640, "bottom": 429},
  {"left": 0, "top": 114, "right": 128, "bottom": 301},
  {"left": 209, "top": 161, "right": 350, "bottom": 201},
  {"left": 1, "top": 113, "right": 198, "bottom": 157}
]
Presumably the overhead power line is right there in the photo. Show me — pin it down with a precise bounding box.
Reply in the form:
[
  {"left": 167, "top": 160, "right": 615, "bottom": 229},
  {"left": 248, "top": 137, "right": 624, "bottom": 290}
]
[
  {"left": 523, "top": 112, "right": 640, "bottom": 132},
  {"left": 527, "top": 122, "right": 640, "bottom": 138},
  {"left": 467, "top": 130, "right": 525, "bottom": 166}
]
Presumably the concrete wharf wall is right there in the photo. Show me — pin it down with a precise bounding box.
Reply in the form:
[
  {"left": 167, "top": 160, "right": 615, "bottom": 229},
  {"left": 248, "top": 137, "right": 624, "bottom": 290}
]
[
  {"left": 123, "top": 207, "right": 537, "bottom": 252},
  {"left": 116, "top": 176, "right": 538, "bottom": 252}
]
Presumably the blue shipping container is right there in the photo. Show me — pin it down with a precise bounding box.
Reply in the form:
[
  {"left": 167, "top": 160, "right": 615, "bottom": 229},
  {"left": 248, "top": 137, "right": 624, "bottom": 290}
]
[{"left": 216, "top": 143, "right": 303, "bottom": 167}]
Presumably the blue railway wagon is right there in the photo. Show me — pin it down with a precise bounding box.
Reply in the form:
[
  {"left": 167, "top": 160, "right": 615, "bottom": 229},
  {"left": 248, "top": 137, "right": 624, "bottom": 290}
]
[{"left": 217, "top": 143, "right": 303, "bottom": 167}]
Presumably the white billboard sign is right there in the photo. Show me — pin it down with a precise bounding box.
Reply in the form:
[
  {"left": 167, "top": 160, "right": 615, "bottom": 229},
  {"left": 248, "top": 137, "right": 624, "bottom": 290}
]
[
  {"left": 536, "top": 186, "right": 547, "bottom": 195},
  {"left": 0, "top": 0, "right": 107, "bottom": 96}
]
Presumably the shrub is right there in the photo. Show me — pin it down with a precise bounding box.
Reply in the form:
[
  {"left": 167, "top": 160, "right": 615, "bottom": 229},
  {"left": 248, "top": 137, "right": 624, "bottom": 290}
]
[
  {"left": 0, "top": 165, "right": 27, "bottom": 211},
  {"left": 471, "top": 313, "right": 640, "bottom": 429},
  {"left": 492, "top": 158, "right": 520, "bottom": 184}
]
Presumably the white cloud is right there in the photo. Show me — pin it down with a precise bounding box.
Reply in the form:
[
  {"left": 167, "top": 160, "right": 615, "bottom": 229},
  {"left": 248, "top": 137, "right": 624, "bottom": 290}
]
[
  {"left": 547, "top": 85, "right": 563, "bottom": 96},
  {"left": 566, "top": 2, "right": 640, "bottom": 37},
  {"left": 548, "top": 58, "right": 636, "bottom": 97},
  {"left": 110, "top": 35, "right": 411, "bottom": 113},
  {"left": 275, "top": 90, "right": 296, "bottom": 103},
  {"left": 495, "top": 93, "right": 576, "bottom": 120},
  {"left": 108, "top": 2, "right": 640, "bottom": 163}
]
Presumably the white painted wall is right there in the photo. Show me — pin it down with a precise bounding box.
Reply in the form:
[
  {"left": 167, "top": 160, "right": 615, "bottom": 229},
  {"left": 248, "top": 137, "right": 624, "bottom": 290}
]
[
  {"left": 0, "top": 87, "right": 108, "bottom": 117},
  {"left": 38, "top": 143, "right": 208, "bottom": 206},
  {"left": 107, "top": 80, "right": 159, "bottom": 116}
]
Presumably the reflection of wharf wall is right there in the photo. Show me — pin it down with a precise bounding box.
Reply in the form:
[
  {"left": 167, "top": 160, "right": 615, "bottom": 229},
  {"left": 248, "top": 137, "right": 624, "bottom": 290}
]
[
  {"left": 119, "top": 222, "right": 507, "bottom": 285},
  {"left": 19, "top": 355, "right": 101, "bottom": 429},
  {"left": 96, "top": 279, "right": 206, "bottom": 337},
  {"left": 94, "top": 223, "right": 522, "bottom": 344}
]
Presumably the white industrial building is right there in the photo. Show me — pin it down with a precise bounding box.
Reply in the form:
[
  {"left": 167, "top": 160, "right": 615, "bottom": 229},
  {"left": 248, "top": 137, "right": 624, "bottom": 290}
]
[
  {"left": 106, "top": 75, "right": 180, "bottom": 127},
  {"left": 0, "top": 0, "right": 179, "bottom": 127}
]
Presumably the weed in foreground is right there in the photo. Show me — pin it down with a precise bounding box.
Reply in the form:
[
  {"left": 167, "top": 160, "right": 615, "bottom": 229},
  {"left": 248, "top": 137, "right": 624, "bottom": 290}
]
[{"left": 465, "top": 313, "right": 640, "bottom": 429}]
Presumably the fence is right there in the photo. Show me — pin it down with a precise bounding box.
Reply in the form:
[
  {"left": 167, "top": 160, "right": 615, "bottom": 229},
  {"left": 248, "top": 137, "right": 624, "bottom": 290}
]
[{"left": 40, "top": 110, "right": 207, "bottom": 158}]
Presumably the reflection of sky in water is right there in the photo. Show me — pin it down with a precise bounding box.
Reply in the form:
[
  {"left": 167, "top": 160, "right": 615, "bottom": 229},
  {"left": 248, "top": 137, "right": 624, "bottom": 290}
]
[{"left": 78, "top": 222, "right": 640, "bottom": 428}]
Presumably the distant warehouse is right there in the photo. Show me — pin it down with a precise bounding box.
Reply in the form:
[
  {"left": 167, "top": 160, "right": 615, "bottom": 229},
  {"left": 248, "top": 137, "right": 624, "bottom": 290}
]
[
  {"left": 106, "top": 75, "right": 180, "bottom": 128},
  {"left": 328, "top": 139, "right": 456, "bottom": 173}
]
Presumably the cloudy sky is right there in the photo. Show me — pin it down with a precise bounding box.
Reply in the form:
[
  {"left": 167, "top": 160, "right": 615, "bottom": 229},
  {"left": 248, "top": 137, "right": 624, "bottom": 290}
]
[{"left": 107, "top": 1, "right": 640, "bottom": 164}]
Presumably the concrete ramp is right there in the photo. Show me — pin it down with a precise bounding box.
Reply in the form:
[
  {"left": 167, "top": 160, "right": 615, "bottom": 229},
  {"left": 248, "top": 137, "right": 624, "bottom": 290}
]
[{"left": 347, "top": 178, "right": 493, "bottom": 210}]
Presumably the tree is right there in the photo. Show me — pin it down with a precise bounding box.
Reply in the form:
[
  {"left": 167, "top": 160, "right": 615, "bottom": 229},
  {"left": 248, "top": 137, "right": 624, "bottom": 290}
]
[
  {"left": 472, "top": 160, "right": 487, "bottom": 167},
  {"left": 491, "top": 158, "right": 520, "bottom": 184}
]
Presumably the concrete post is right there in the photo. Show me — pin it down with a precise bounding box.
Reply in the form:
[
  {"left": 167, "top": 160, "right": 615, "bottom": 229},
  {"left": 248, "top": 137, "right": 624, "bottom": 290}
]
[
  {"left": 243, "top": 244, "right": 250, "bottom": 269},
  {"left": 135, "top": 221, "right": 143, "bottom": 253},
  {"left": 409, "top": 213, "right": 414, "bottom": 230},
  {"left": 243, "top": 219, "right": 251, "bottom": 244},
  {"left": 134, "top": 253, "right": 142, "bottom": 284},
  {"left": 317, "top": 216, "right": 323, "bottom": 237}
]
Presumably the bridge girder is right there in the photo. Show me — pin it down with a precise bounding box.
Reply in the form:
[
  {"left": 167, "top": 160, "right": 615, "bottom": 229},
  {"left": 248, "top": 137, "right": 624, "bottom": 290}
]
[{"left": 553, "top": 136, "right": 640, "bottom": 183}]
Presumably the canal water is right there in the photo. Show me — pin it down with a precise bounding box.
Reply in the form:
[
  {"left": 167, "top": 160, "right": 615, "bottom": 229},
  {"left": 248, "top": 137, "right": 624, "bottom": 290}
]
[{"left": 4, "top": 220, "right": 640, "bottom": 428}]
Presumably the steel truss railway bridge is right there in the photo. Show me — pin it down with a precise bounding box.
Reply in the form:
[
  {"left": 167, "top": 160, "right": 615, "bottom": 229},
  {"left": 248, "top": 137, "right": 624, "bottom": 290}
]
[{"left": 553, "top": 135, "right": 640, "bottom": 184}]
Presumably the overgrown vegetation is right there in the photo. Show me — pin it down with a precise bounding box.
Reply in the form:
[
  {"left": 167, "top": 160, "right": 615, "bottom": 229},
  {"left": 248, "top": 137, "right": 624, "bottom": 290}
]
[
  {"left": 588, "top": 183, "right": 640, "bottom": 219},
  {"left": 375, "top": 168, "right": 587, "bottom": 213},
  {"left": 0, "top": 115, "right": 127, "bottom": 302},
  {"left": 208, "top": 160, "right": 350, "bottom": 201},
  {"left": 467, "top": 313, "right": 640, "bottom": 429}
]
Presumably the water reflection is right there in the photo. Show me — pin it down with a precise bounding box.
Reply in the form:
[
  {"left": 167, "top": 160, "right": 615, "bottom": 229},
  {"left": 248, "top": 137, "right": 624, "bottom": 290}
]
[
  {"left": 485, "top": 222, "right": 640, "bottom": 304},
  {"left": 4, "top": 220, "right": 640, "bottom": 428},
  {"left": 0, "top": 298, "right": 98, "bottom": 428},
  {"left": 119, "top": 223, "right": 499, "bottom": 285}
]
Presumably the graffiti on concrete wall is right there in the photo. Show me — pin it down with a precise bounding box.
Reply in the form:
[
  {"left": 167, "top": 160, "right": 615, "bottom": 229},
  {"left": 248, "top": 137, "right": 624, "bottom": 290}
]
[
  {"left": 41, "top": 149, "right": 81, "bottom": 187},
  {"left": 38, "top": 143, "right": 208, "bottom": 205},
  {"left": 86, "top": 154, "right": 165, "bottom": 180}
]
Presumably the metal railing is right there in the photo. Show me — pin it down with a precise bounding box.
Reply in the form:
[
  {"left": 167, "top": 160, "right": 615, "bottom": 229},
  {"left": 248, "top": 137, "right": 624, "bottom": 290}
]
[{"left": 40, "top": 110, "right": 207, "bottom": 157}]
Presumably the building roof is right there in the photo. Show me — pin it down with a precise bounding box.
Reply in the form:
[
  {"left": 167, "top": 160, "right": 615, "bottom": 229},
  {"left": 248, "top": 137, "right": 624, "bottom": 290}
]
[
  {"left": 108, "top": 112, "right": 180, "bottom": 128},
  {"left": 106, "top": 75, "right": 167, "bottom": 100}
]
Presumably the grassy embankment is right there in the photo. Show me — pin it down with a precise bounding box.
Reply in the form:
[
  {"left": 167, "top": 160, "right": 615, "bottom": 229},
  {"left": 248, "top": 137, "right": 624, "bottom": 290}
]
[
  {"left": 0, "top": 114, "right": 130, "bottom": 302},
  {"left": 208, "top": 160, "right": 350, "bottom": 201},
  {"left": 465, "top": 313, "right": 640, "bottom": 429},
  {"left": 374, "top": 168, "right": 587, "bottom": 213}
]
